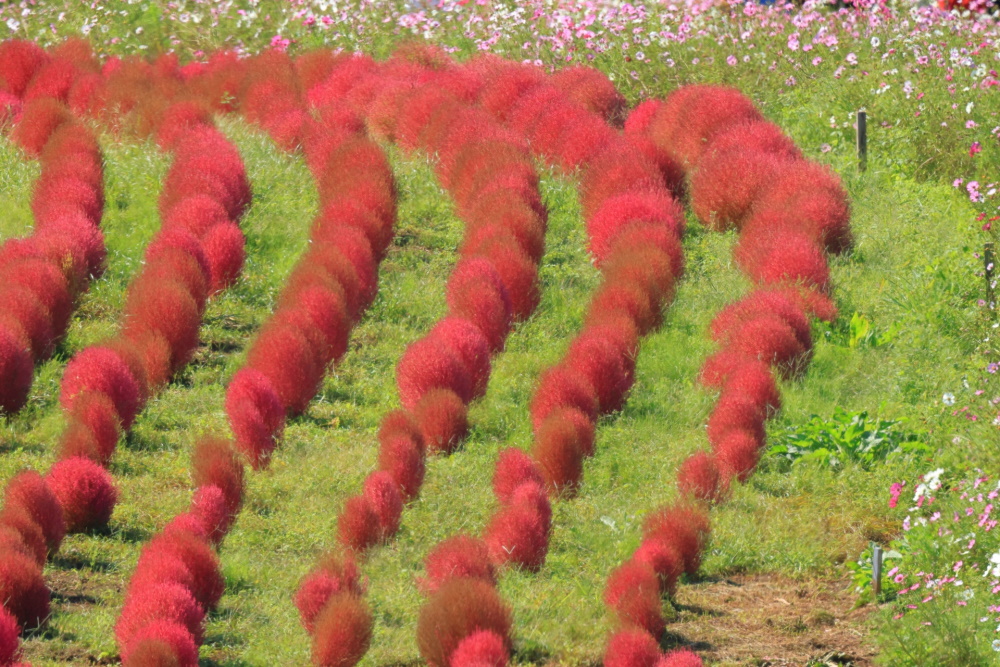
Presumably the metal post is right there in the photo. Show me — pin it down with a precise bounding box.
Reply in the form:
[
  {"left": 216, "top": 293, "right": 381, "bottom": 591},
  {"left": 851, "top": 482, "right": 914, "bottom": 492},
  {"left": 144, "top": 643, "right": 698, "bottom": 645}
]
[
  {"left": 872, "top": 543, "right": 883, "bottom": 598},
  {"left": 986, "top": 242, "right": 995, "bottom": 313},
  {"left": 856, "top": 110, "right": 868, "bottom": 172}
]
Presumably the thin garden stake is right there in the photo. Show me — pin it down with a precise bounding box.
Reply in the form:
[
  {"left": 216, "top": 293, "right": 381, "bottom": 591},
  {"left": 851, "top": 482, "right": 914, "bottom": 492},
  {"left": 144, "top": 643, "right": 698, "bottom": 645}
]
[
  {"left": 856, "top": 110, "right": 867, "bottom": 172},
  {"left": 872, "top": 543, "right": 883, "bottom": 597},
  {"left": 985, "top": 242, "right": 995, "bottom": 313}
]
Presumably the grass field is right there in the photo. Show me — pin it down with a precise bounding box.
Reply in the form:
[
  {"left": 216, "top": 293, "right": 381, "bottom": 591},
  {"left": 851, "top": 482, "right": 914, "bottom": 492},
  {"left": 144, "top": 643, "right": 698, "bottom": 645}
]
[{"left": 2, "top": 1, "right": 1000, "bottom": 665}]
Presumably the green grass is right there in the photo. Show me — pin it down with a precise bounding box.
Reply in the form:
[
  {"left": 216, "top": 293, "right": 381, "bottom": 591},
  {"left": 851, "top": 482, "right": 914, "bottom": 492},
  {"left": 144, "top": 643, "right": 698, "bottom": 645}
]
[{"left": 0, "top": 94, "right": 987, "bottom": 665}]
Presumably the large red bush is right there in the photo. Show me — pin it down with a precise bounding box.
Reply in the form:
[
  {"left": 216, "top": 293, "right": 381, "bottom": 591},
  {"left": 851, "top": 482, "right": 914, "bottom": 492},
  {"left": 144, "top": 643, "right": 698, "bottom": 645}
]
[
  {"left": 311, "top": 592, "right": 373, "bottom": 667},
  {"left": 416, "top": 577, "right": 513, "bottom": 667}
]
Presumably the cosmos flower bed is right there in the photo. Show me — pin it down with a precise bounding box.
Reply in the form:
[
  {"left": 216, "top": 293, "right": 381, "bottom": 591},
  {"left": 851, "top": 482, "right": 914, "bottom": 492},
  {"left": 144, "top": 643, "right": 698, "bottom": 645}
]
[{"left": 0, "top": 38, "right": 853, "bottom": 667}]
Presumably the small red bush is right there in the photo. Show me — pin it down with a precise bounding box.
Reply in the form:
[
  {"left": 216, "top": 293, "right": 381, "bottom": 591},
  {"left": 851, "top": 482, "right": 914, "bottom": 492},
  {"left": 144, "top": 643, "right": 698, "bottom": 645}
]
[
  {"left": 421, "top": 535, "right": 496, "bottom": 594},
  {"left": 482, "top": 502, "right": 548, "bottom": 571},
  {"left": 429, "top": 317, "right": 492, "bottom": 400},
  {"left": 552, "top": 112, "right": 616, "bottom": 171},
  {"left": 0, "top": 285, "right": 53, "bottom": 363},
  {"left": 0, "top": 506, "right": 47, "bottom": 565},
  {"left": 471, "top": 239, "right": 539, "bottom": 322},
  {"left": 163, "top": 194, "right": 229, "bottom": 239},
  {"left": 396, "top": 337, "right": 473, "bottom": 410},
  {"left": 247, "top": 319, "right": 323, "bottom": 416},
  {"left": 604, "top": 560, "right": 663, "bottom": 635},
  {"left": 565, "top": 333, "right": 631, "bottom": 415},
  {"left": 676, "top": 452, "right": 726, "bottom": 503},
  {"left": 141, "top": 531, "right": 223, "bottom": 611},
  {"left": 338, "top": 495, "right": 381, "bottom": 553},
  {"left": 378, "top": 433, "right": 426, "bottom": 502},
  {"left": 658, "top": 649, "right": 704, "bottom": 667},
  {"left": 735, "top": 231, "right": 830, "bottom": 292},
  {"left": 753, "top": 160, "right": 851, "bottom": 253},
  {"left": 190, "top": 435, "right": 244, "bottom": 522},
  {"left": 0, "top": 40, "right": 49, "bottom": 97},
  {"left": 478, "top": 64, "right": 544, "bottom": 122},
  {"left": 46, "top": 456, "right": 117, "bottom": 532},
  {"left": 529, "top": 364, "right": 599, "bottom": 431},
  {"left": 0, "top": 606, "right": 20, "bottom": 665},
  {"left": 708, "top": 120, "right": 801, "bottom": 161},
  {"left": 0, "top": 548, "right": 49, "bottom": 629},
  {"left": 690, "top": 148, "right": 789, "bottom": 231},
  {"left": 295, "top": 552, "right": 363, "bottom": 633},
  {"left": 139, "top": 247, "right": 209, "bottom": 314},
  {"left": 711, "top": 290, "right": 811, "bottom": 351},
  {"left": 12, "top": 98, "right": 71, "bottom": 156},
  {"left": 642, "top": 504, "right": 711, "bottom": 576},
  {"left": 586, "top": 192, "right": 684, "bottom": 265},
  {"left": 706, "top": 392, "right": 766, "bottom": 448},
  {"left": 414, "top": 388, "right": 469, "bottom": 454},
  {"left": 725, "top": 314, "right": 808, "bottom": 376},
  {"left": 122, "top": 279, "right": 202, "bottom": 375},
  {"left": 225, "top": 368, "right": 285, "bottom": 469},
  {"left": 2, "top": 257, "right": 72, "bottom": 336},
  {"left": 493, "top": 448, "right": 544, "bottom": 504},
  {"left": 446, "top": 258, "right": 512, "bottom": 352},
  {"left": 450, "top": 630, "right": 510, "bottom": 667},
  {"left": 460, "top": 216, "right": 544, "bottom": 268},
  {"left": 200, "top": 221, "right": 245, "bottom": 293},
  {"left": 311, "top": 592, "right": 373, "bottom": 667},
  {"left": 714, "top": 430, "right": 763, "bottom": 483},
  {"left": 603, "top": 628, "right": 661, "bottom": 667},
  {"left": 4, "top": 471, "right": 65, "bottom": 555},
  {"left": 0, "top": 325, "right": 33, "bottom": 415},
  {"left": 624, "top": 99, "right": 662, "bottom": 136},
  {"left": 532, "top": 418, "right": 585, "bottom": 497},
  {"left": 579, "top": 143, "right": 665, "bottom": 219},
  {"left": 718, "top": 361, "right": 782, "bottom": 416},
  {"left": 416, "top": 576, "right": 513, "bottom": 667},
  {"left": 120, "top": 620, "right": 199, "bottom": 667},
  {"left": 588, "top": 281, "right": 660, "bottom": 337},
  {"left": 551, "top": 65, "right": 626, "bottom": 123},
  {"left": 116, "top": 582, "right": 204, "bottom": 651},
  {"left": 633, "top": 538, "right": 684, "bottom": 596},
  {"left": 188, "top": 485, "right": 229, "bottom": 544},
  {"left": 363, "top": 471, "right": 404, "bottom": 541}
]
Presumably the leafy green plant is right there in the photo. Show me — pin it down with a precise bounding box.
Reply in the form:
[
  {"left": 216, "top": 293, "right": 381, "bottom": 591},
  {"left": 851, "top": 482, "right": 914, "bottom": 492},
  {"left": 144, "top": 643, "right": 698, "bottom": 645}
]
[
  {"left": 769, "top": 408, "right": 929, "bottom": 470},
  {"left": 848, "top": 311, "right": 900, "bottom": 349}
]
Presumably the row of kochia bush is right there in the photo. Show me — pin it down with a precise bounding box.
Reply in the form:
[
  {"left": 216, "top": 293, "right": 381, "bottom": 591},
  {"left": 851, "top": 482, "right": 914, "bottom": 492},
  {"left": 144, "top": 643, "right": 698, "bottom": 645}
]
[
  {"left": 0, "top": 39, "right": 252, "bottom": 666},
  {"left": 598, "top": 86, "right": 850, "bottom": 667}
]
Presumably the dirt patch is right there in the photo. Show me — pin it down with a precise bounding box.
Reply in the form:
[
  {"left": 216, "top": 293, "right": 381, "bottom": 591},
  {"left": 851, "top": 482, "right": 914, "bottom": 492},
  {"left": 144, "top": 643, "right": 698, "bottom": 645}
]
[{"left": 668, "top": 573, "right": 877, "bottom": 666}]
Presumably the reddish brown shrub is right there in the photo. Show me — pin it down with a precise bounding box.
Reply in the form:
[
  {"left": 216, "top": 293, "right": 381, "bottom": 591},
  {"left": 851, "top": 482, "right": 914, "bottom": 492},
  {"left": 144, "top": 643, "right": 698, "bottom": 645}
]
[
  {"left": 0, "top": 326, "right": 34, "bottom": 415},
  {"left": 122, "top": 279, "right": 201, "bottom": 374},
  {"left": 735, "top": 231, "right": 830, "bottom": 292},
  {"left": 188, "top": 485, "right": 229, "bottom": 544},
  {"left": 0, "top": 607, "right": 20, "bottom": 665},
  {"left": 710, "top": 290, "right": 811, "bottom": 351},
  {"left": 450, "top": 630, "right": 510, "bottom": 667},
  {"left": 116, "top": 581, "right": 204, "bottom": 651},
  {"left": 3, "top": 471, "right": 65, "bottom": 555},
  {"left": 141, "top": 531, "right": 223, "bottom": 611},
  {"left": 586, "top": 192, "right": 684, "bottom": 265},
  {"left": 588, "top": 281, "right": 660, "bottom": 336},
  {"left": 311, "top": 592, "right": 373, "bottom": 667},
  {"left": 396, "top": 337, "right": 473, "bottom": 410},
  {"left": 446, "top": 259, "right": 512, "bottom": 352},
  {"left": 378, "top": 432, "right": 426, "bottom": 502},
  {"left": 482, "top": 502, "right": 548, "bottom": 571},
  {"left": 492, "top": 448, "right": 543, "bottom": 504},
  {"left": 0, "top": 505, "right": 47, "bottom": 565},
  {"left": 416, "top": 576, "right": 513, "bottom": 667},
  {"left": 690, "top": 148, "right": 789, "bottom": 231},
  {"left": 714, "top": 430, "right": 763, "bottom": 483},
  {"left": 624, "top": 99, "right": 661, "bottom": 136},
  {"left": 551, "top": 65, "right": 626, "bottom": 123},
  {"left": 603, "top": 628, "right": 661, "bottom": 667},
  {"left": 0, "top": 548, "right": 49, "bottom": 629},
  {"left": 295, "top": 552, "right": 363, "bottom": 632},
  {"left": 725, "top": 314, "right": 808, "bottom": 376},
  {"left": 706, "top": 392, "right": 766, "bottom": 448},
  {"left": 120, "top": 620, "right": 199, "bottom": 667},
  {"left": 191, "top": 435, "right": 244, "bottom": 523},
  {"left": 604, "top": 560, "right": 663, "bottom": 635},
  {"left": 2, "top": 257, "right": 72, "bottom": 337},
  {"left": 46, "top": 455, "right": 117, "bottom": 532},
  {"left": 363, "top": 471, "right": 404, "bottom": 541},
  {"left": 470, "top": 238, "right": 539, "bottom": 322},
  {"left": 579, "top": 143, "right": 665, "bottom": 219},
  {"left": 676, "top": 452, "right": 727, "bottom": 503},
  {"left": 421, "top": 535, "right": 496, "bottom": 594},
  {"left": 532, "top": 419, "right": 585, "bottom": 497},
  {"left": 429, "top": 317, "right": 491, "bottom": 400},
  {"left": 0, "top": 285, "right": 52, "bottom": 364},
  {"left": 718, "top": 361, "right": 782, "bottom": 417},
  {"left": 642, "top": 504, "right": 711, "bottom": 576},
  {"left": 200, "top": 221, "right": 245, "bottom": 293},
  {"left": 0, "top": 39, "right": 49, "bottom": 97},
  {"left": 414, "top": 389, "right": 469, "bottom": 454},
  {"left": 752, "top": 160, "right": 851, "bottom": 253},
  {"left": 225, "top": 368, "right": 285, "bottom": 469},
  {"left": 529, "top": 364, "right": 599, "bottom": 431},
  {"left": 12, "top": 98, "right": 72, "bottom": 156},
  {"left": 565, "top": 332, "right": 631, "bottom": 415},
  {"left": 247, "top": 319, "right": 323, "bottom": 416},
  {"left": 633, "top": 537, "right": 684, "bottom": 596},
  {"left": 658, "top": 650, "right": 705, "bottom": 667},
  {"left": 338, "top": 495, "right": 380, "bottom": 553}
]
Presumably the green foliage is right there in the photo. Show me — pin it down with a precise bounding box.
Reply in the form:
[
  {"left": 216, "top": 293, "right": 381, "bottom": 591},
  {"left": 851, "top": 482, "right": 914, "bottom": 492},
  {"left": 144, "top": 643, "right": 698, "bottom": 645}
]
[{"left": 769, "top": 408, "right": 930, "bottom": 470}]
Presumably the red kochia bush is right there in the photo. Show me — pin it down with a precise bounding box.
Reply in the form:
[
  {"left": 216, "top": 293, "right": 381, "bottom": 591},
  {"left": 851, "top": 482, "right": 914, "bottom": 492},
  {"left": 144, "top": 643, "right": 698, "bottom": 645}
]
[
  {"left": 120, "top": 620, "right": 199, "bottom": 667},
  {"left": 363, "top": 471, "right": 404, "bottom": 541},
  {"left": 60, "top": 345, "right": 142, "bottom": 429},
  {"left": 295, "top": 552, "right": 363, "bottom": 633},
  {"left": 735, "top": 231, "right": 831, "bottom": 293},
  {"left": 705, "top": 392, "right": 766, "bottom": 448},
  {"left": 586, "top": 192, "right": 684, "bottom": 265},
  {"left": 0, "top": 39, "right": 49, "bottom": 97},
  {"left": 123, "top": 279, "right": 202, "bottom": 374},
  {"left": 141, "top": 531, "right": 223, "bottom": 611},
  {"left": 483, "top": 498, "right": 549, "bottom": 571},
  {"left": 414, "top": 388, "right": 469, "bottom": 454},
  {"left": 396, "top": 337, "right": 473, "bottom": 410},
  {"left": 0, "top": 284, "right": 55, "bottom": 362},
  {"left": 532, "top": 417, "right": 585, "bottom": 496},
  {"left": 247, "top": 320, "right": 323, "bottom": 416},
  {"left": 200, "top": 221, "right": 245, "bottom": 293},
  {"left": 3, "top": 257, "right": 72, "bottom": 336},
  {"left": 0, "top": 606, "right": 20, "bottom": 665},
  {"left": 115, "top": 582, "right": 205, "bottom": 650},
  {"left": 659, "top": 649, "right": 705, "bottom": 667},
  {"left": 417, "top": 576, "right": 513, "bottom": 667},
  {"left": 603, "top": 628, "right": 661, "bottom": 667},
  {"left": 0, "top": 548, "right": 49, "bottom": 629},
  {"left": 446, "top": 258, "right": 512, "bottom": 353},
  {"left": 47, "top": 456, "right": 118, "bottom": 532},
  {"left": 633, "top": 537, "right": 684, "bottom": 596},
  {"left": 551, "top": 65, "right": 626, "bottom": 123},
  {"left": 421, "top": 535, "right": 496, "bottom": 594},
  {"left": 719, "top": 362, "right": 782, "bottom": 416},
  {"left": 725, "top": 314, "right": 808, "bottom": 376},
  {"left": 604, "top": 560, "right": 664, "bottom": 636},
  {"left": 377, "top": 410, "right": 426, "bottom": 501},
  {"left": 428, "top": 317, "right": 491, "bottom": 400},
  {"left": 451, "top": 630, "right": 510, "bottom": 667},
  {"left": 0, "top": 325, "right": 33, "bottom": 414},
  {"left": 4, "top": 471, "right": 65, "bottom": 555},
  {"left": 676, "top": 452, "right": 726, "bottom": 503},
  {"left": 492, "top": 448, "right": 544, "bottom": 504},
  {"left": 311, "top": 592, "right": 373, "bottom": 667},
  {"left": 187, "top": 485, "right": 228, "bottom": 544},
  {"left": 191, "top": 435, "right": 245, "bottom": 522},
  {"left": 565, "top": 333, "right": 631, "bottom": 415},
  {"left": 711, "top": 290, "right": 812, "bottom": 352},
  {"left": 689, "top": 147, "right": 789, "bottom": 231},
  {"left": 338, "top": 495, "right": 381, "bottom": 553},
  {"left": 642, "top": 504, "right": 711, "bottom": 576},
  {"left": 0, "top": 505, "right": 47, "bottom": 564},
  {"left": 225, "top": 367, "right": 285, "bottom": 469},
  {"left": 714, "top": 430, "right": 763, "bottom": 483},
  {"left": 472, "top": 238, "right": 540, "bottom": 322},
  {"left": 530, "top": 364, "right": 599, "bottom": 431},
  {"left": 163, "top": 194, "right": 229, "bottom": 239},
  {"left": 579, "top": 141, "right": 666, "bottom": 219},
  {"left": 12, "top": 98, "right": 72, "bottom": 156}
]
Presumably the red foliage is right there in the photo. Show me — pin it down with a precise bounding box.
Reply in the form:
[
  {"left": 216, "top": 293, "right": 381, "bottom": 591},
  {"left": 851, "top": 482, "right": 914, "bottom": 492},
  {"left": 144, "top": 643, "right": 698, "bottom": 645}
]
[
  {"left": 122, "top": 279, "right": 201, "bottom": 375},
  {"left": 321, "top": 227, "right": 379, "bottom": 310},
  {"left": 579, "top": 142, "right": 666, "bottom": 219},
  {"left": 0, "top": 40, "right": 49, "bottom": 96},
  {"left": 0, "top": 548, "right": 49, "bottom": 629},
  {"left": 191, "top": 435, "right": 245, "bottom": 523},
  {"left": 676, "top": 452, "right": 727, "bottom": 503},
  {"left": 724, "top": 314, "right": 809, "bottom": 376},
  {"left": 658, "top": 649, "right": 704, "bottom": 667},
  {"left": 3, "top": 471, "right": 65, "bottom": 555},
  {"left": 139, "top": 248, "right": 209, "bottom": 315},
  {"left": 116, "top": 582, "right": 204, "bottom": 651},
  {"left": 482, "top": 500, "right": 549, "bottom": 571},
  {"left": 714, "top": 430, "right": 763, "bottom": 483},
  {"left": 279, "top": 286, "right": 350, "bottom": 366},
  {"left": 46, "top": 456, "right": 118, "bottom": 532},
  {"left": 565, "top": 331, "right": 632, "bottom": 415},
  {"left": 718, "top": 361, "right": 782, "bottom": 416},
  {"left": 589, "top": 280, "right": 660, "bottom": 336},
  {"left": 446, "top": 258, "right": 512, "bottom": 352},
  {"left": 603, "top": 628, "right": 661, "bottom": 667},
  {"left": 295, "top": 552, "right": 363, "bottom": 633},
  {"left": 706, "top": 391, "right": 766, "bottom": 448},
  {"left": 529, "top": 364, "right": 599, "bottom": 431},
  {"left": 120, "top": 620, "right": 199, "bottom": 667},
  {"left": 428, "top": 317, "right": 491, "bottom": 400},
  {"left": 0, "top": 607, "right": 20, "bottom": 665},
  {"left": 478, "top": 64, "right": 544, "bottom": 122},
  {"left": 414, "top": 388, "right": 469, "bottom": 454},
  {"left": 461, "top": 204, "right": 545, "bottom": 265},
  {"left": 624, "top": 99, "right": 662, "bottom": 136},
  {"left": 338, "top": 495, "right": 381, "bottom": 553},
  {"left": 200, "top": 221, "right": 245, "bottom": 293},
  {"left": 32, "top": 174, "right": 103, "bottom": 227},
  {"left": 378, "top": 432, "right": 426, "bottom": 503},
  {"left": 421, "top": 535, "right": 496, "bottom": 594},
  {"left": 532, "top": 416, "right": 585, "bottom": 496},
  {"left": 11, "top": 98, "right": 71, "bottom": 156},
  {"left": 492, "top": 448, "right": 544, "bottom": 504},
  {"left": 0, "top": 505, "right": 47, "bottom": 564},
  {"left": 708, "top": 121, "right": 801, "bottom": 161},
  {"left": 225, "top": 368, "right": 285, "bottom": 469},
  {"left": 141, "top": 531, "right": 223, "bottom": 611},
  {"left": 735, "top": 231, "right": 830, "bottom": 293},
  {"left": 247, "top": 319, "right": 323, "bottom": 416},
  {"left": 470, "top": 237, "right": 539, "bottom": 322},
  {"left": 0, "top": 326, "right": 33, "bottom": 415},
  {"left": 535, "top": 407, "right": 596, "bottom": 459},
  {"left": 551, "top": 65, "right": 626, "bottom": 123},
  {"left": 2, "top": 257, "right": 72, "bottom": 337},
  {"left": 450, "top": 630, "right": 510, "bottom": 667},
  {"left": 396, "top": 337, "right": 473, "bottom": 410},
  {"left": 310, "top": 592, "right": 373, "bottom": 667},
  {"left": 316, "top": 198, "right": 394, "bottom": 260},
  {"left": 642, "top": 504, "right": 711, "bottom": 576},
  {"left": 188, "top": 485, "right": 229, "bottom": 544},
  {"left": 690, "top": 148, "right": 789, "bottom": 231},
  {"left": 416, "top": 576, "right": 513, "bottom": 667},
  {"left": 604, "top": 560, "right": 664, "bottom": 636},
  {"left": 163, "top": 194, "right": 229, "bottom": 239},
  {"left": 711, "top": 290, "right": 812, "bottom": 351},
  {"left": 363, "top": 471, "right": 404, "bottom": 541},
  {"left": 586, "top": 192, "right": 684, "bottom": 266},
  {"left": 633, "top": 537, "right": 684, "bottom": 596}
]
